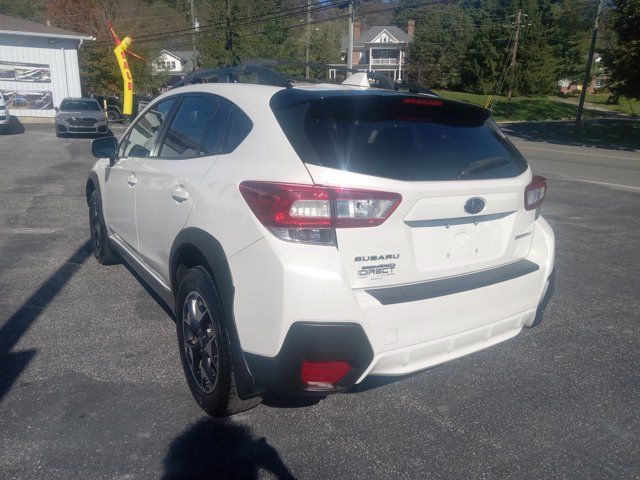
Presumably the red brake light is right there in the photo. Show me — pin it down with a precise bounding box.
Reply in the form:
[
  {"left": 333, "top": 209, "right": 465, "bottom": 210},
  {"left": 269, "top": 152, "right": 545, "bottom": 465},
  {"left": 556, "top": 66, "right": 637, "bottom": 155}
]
[
  {"left": 238, "top": 182, "right": 331, "bottom": 228},
  {"left": 525, "top": 175, "right": 547, "bottom": 210},
  {"left": 300, "top": 360, "right": 351, "bottom": 389},
  {"left": 239, "top": 181, "right": 401, "bottom": 245},
  {"left": 402, "top": 97, "right": 444, "bottom": 107}
]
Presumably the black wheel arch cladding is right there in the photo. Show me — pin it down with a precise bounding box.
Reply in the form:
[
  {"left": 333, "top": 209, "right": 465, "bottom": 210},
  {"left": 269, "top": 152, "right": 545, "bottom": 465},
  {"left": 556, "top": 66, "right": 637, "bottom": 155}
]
[{"left": 170, "top": 227, "right": 260, "bottom": 399}]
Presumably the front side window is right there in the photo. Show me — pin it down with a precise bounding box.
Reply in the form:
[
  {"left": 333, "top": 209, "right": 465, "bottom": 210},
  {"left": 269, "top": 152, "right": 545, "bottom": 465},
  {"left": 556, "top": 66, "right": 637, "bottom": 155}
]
[
  {"left": 159, "top": 96, "right": 221, "bottom": 159},
  {"left": 120, "top": 97, "right": 177, "bottom": 158}
]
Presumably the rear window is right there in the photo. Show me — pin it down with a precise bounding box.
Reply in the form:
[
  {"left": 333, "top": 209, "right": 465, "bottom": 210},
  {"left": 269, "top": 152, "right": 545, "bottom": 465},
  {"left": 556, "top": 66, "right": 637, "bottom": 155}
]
[{"left": 271, "top": 94, "right": 527, "bottom": 181}]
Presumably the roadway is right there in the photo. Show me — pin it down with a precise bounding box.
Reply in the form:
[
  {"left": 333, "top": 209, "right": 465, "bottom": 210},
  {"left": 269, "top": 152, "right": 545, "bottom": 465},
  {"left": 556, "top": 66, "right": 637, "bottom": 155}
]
[{"left": 0, "top": 123, "right": 638, "bottom": 479}]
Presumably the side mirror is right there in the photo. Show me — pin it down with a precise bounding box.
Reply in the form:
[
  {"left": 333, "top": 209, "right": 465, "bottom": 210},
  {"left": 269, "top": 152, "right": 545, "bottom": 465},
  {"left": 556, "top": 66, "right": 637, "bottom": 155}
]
[{"left": 91, "top": 136, "right": 118, "bottom": 164}]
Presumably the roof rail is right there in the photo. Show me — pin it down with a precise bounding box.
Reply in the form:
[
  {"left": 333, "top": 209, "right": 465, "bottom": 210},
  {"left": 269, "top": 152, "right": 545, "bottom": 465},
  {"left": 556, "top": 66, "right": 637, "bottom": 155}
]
[
  {"left": 172, "top": 64, "right": 292, "bottom": 89},
  {"left": 171, "top": 59, "right": 438, "bottom": 96}
]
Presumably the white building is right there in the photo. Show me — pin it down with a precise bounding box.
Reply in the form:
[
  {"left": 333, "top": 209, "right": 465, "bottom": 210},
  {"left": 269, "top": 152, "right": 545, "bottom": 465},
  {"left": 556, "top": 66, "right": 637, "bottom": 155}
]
[
  {"left": 330, "top": 21, "right": 415, "bottom": 82},
  {"left": 152, "top": 50, "right": 200, "bottom": 76},
  {"left": 0, "top": 13, "right": 93, "bottom": 118}
]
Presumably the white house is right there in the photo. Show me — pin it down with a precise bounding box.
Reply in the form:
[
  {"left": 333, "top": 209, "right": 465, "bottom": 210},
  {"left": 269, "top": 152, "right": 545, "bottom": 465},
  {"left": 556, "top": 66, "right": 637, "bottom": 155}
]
[
  {"left": 330, "top": 21, "right": 415, "bottom": 82},
  {"left": 0, "top": 13, "right": 94, "bottom": 118},
  {"left": 152, "top": 50, "right": 200, "bottom": 76}
]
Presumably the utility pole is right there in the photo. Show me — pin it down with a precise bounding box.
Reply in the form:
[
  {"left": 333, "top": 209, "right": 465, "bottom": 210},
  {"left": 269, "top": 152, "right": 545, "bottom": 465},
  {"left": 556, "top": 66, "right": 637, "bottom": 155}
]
[
  {"left": 190, "top": 0, "right": 197, "bottom": 69},
  {"left": 347, "top": 1, "right": 354, "bottom": 70},
  {"left": 305, "top": 0, "right": 311, "bottom": 78},
  {"left": 507, "top": 10, "right": 522, "bottom": 112},
  {"left": 576, "top": 0, "right": 605, "bottom": 127}
]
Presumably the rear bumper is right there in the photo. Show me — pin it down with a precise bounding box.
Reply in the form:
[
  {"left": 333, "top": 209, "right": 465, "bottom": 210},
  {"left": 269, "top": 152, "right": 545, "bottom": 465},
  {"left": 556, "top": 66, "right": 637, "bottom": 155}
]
[
  {"left": 231, "top": 216, "right": 555, "bottom": 395},
  {"left": 245, "top": 322, "right": 373, "bottom": 395}
]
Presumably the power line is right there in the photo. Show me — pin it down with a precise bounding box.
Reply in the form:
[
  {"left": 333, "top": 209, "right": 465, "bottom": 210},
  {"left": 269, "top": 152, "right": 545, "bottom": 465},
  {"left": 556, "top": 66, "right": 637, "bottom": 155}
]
[{"left": 93, "top": 0, "right": 338, "bottom": 45}]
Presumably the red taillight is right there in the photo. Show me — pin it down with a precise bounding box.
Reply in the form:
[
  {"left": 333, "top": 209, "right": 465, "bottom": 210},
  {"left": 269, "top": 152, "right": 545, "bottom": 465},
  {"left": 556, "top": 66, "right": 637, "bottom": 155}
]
[
  {"left": 300, "top": 360, "right": 351, "bottom": 389},
  {"left": 402, "top": 97, "right": 444, "bottom": 107},
  {"left": 525, "top": 175, "right": 547, "bottom": 211},
  {"left": 239, "top": 181, "right": 401, "bottom": 245}
]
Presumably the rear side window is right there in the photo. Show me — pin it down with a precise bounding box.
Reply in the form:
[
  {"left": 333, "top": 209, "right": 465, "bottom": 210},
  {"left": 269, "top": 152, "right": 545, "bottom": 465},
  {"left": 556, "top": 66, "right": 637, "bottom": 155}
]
[
  {"left": 160, "top": 96, "right": 221, "bottom": 158},
  {"left": 221, "top": 105, "right": 253, "bottom": 154},
  {"left": 200, "top": 103, "right": 229, "bottom": 156},
  {"left": 271, "top": 94, "right": 527, "bottom": 181}
]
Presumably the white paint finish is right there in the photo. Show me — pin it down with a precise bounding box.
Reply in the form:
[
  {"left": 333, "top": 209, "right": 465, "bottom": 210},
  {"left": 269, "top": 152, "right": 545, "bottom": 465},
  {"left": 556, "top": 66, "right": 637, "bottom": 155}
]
[
  {"left": 135, "top": 155, "right": 219, "bottom": 282},
  {"left": 91, "top": 82, "right": 556, "bottom": 379},
  {"left": 306, "top": 164, "right": 535, "bottom": 288},
  {"left": 0, "top": 33, "right": 85, "bottom": 118},
  {"left": 103, "top": 157, "right": 139, "bottom": 251}
]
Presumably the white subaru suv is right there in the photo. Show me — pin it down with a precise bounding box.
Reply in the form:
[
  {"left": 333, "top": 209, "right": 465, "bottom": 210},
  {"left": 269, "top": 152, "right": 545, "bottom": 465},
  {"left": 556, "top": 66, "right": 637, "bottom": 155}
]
[{"left": 87, "top": 73, "right": 555, "bottom": 417}]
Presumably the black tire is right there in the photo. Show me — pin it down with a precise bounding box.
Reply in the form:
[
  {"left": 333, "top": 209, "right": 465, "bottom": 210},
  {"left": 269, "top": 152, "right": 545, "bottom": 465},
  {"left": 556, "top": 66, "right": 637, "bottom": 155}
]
[
  {"left": 88, "top": 191, "right": 118, "bottom": 265},
  {"left": 106, "top": 109, "right": 121, "bottom": 122},
  {"left": 176, "top": 266, "right": 261, "bottom": 417}
]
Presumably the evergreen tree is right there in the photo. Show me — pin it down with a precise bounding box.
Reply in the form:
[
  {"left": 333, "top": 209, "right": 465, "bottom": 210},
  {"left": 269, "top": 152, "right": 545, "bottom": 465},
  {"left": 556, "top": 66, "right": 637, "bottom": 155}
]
[
  {"left": 405, "top": 5, "right": 474, "bottom": 88},
  {"left": 604, "top": 0, "right": 640, "bottom": 100}
]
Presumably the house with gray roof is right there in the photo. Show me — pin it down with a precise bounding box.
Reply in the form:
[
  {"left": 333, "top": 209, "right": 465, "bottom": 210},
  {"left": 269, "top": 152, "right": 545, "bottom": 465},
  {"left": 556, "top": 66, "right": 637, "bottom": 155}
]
[
  {"left": 329, "top": 20, "right": 415, "bottom": 83},
  {"left": 152, "top": 50, "right": 200, "bottom": 76}
]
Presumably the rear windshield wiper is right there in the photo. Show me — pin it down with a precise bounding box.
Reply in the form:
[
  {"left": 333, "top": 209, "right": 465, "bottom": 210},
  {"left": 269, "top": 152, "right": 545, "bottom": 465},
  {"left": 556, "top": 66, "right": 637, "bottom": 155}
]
[{"left": 458, "top": 156, "right": 511, "bottom": 178}]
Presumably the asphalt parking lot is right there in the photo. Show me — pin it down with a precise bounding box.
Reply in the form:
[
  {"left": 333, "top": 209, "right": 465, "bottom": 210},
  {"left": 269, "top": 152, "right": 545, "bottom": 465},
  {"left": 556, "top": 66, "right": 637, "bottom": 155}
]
[{"left": 1, "top": 122, "right": 639, "bottom": 479}]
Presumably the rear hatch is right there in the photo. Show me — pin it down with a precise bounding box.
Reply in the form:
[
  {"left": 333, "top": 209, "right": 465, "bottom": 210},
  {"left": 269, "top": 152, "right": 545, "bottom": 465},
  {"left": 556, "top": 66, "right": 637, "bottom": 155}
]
[{"left": 271, "top": 91, "right": 537, "bottom": 289}]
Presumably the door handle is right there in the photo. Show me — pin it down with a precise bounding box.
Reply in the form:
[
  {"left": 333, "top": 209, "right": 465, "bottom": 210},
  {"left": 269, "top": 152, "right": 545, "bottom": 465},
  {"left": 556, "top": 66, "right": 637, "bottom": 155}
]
[
  {"left": 127, "top": 173, "right": 137, "bottom": 187},
  {"left": 171, "top": 187, "right": 189, "bottom": 203}
]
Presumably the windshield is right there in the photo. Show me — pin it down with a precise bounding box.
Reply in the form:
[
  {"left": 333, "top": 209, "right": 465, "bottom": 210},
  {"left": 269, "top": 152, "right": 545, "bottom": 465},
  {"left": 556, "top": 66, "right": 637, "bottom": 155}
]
[
  {"left": 60, "top": 100, "right": 101, "bottom": 112},
  {"left": 271, "top": 94, "right": 527, "bottom": 181}
]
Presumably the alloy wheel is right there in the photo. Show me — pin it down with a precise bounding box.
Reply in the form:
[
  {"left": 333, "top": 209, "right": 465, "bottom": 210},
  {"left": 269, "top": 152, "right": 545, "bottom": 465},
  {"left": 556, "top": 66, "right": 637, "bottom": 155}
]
[{"left": 182, "top": 291, "right": 220, "bottom": 393}]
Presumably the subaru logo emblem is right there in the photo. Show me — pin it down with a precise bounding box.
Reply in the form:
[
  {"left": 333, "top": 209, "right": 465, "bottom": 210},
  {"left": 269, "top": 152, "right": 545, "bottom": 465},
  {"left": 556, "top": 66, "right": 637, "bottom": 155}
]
[{"left": 464, "top": 197, "right": 486, "bottom": 215}]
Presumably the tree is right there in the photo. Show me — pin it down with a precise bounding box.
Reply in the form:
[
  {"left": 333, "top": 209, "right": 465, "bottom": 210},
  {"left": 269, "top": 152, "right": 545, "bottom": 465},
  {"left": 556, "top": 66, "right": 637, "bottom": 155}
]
[
  {"left": 513, "top": 0, "right": 562, "bottom": 96},
  {"left": 458, "top": 0, "right": 509, "bottom": 94},
  {"left": 604, "top": 0, "right": 640, "bottom": 100},
  {"left": 405, "top": 5, "right": 474, "bottom": 89},
  {"left": 0, "top": 0, "right": 44, "bottom": 21}
]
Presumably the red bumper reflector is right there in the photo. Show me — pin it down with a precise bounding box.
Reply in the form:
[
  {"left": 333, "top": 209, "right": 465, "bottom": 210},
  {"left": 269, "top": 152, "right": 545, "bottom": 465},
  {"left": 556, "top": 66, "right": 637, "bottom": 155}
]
[{"left": 300, "top": 360, "right": 351, "bottom": 389}]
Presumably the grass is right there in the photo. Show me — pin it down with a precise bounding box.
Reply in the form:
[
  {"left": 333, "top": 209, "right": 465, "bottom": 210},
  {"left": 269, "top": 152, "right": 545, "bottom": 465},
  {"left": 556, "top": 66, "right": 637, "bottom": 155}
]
[
  {"left": 433, "top": 90, "right": 638, "bottom": 122},
  {"left": 581, "top": 93, "right": 639, "bottom": 116}
]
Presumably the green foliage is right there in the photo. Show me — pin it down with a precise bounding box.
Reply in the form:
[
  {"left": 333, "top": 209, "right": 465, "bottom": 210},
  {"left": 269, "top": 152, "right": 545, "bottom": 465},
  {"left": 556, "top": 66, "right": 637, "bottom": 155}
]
[
  {"left": 0, "top": 0, "right": 44, "bottom": 20},
  {"left": 604, "top": 0, "right": 640, "bottom": 100},
  {"left": 2, "top": 0, "right": 619, "bottom": 102},
  {"left": 400, "top": 0, "right": 598, "bottom": 97},
  {"left": 405, "top": 5, "right": 474, "bottom": 88}
]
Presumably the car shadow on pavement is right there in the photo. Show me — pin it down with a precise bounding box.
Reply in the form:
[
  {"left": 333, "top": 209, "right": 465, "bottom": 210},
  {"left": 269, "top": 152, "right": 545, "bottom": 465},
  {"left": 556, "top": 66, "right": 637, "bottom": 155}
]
[
  {"left": 260, "top": 393, "right": 324, "bottom": 409},
  {"left": 0, "top": 240, "right": 92, "bottom": 401},
  {"left": 163, "top": 418, "right": 296, "bottom": 479},
  {"left": 502, "top": 119, "right": 640, "bottom": 151},
  {"left": 0, "top": 116, "right": 26, "bottom": 135},
  {"left": 120, "top": 261, "right": 176, "bottom": 320}
]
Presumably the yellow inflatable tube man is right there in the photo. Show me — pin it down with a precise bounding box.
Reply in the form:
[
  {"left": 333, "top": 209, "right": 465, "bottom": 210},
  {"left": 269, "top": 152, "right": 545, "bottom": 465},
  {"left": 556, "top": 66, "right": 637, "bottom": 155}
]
[{"left": 107, "top": 22, "right": 144, "bottom": 117}]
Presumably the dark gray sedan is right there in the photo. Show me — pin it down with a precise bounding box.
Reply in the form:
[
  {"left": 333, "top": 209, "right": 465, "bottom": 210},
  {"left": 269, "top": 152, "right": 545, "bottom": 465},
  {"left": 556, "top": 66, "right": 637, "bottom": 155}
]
[{"left": 55, "top": 98, "right": 109, "bottom": 137}]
